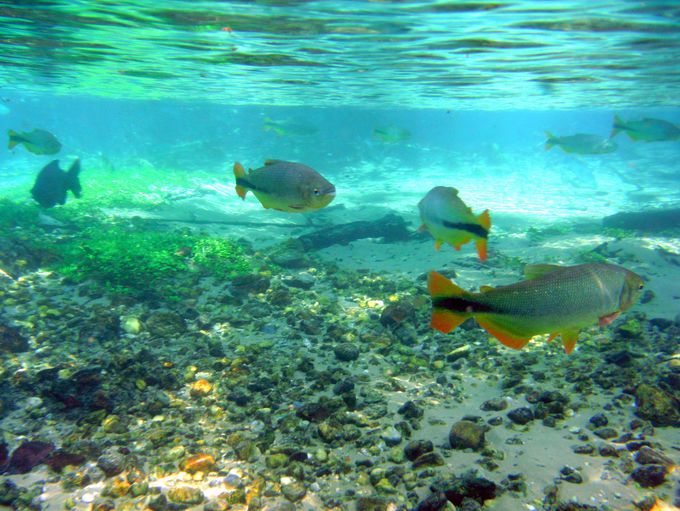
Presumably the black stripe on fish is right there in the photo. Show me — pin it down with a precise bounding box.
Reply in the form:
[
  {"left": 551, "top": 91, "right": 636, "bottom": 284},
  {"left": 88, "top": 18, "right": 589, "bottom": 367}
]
[
  {"left": 441, "top": 220, "right": 488, "bottom": 239},
  {"left": 236, "top": 177, "right": 267, "bottom": 193},
  {"left": 433, "top": 296, "right": 495, "bottom": 313}
]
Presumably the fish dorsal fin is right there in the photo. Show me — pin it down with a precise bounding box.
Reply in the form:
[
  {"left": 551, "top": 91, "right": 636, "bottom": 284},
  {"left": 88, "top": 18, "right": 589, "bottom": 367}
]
[
  {"left": 428, "top": 271, "right": 465, "bottom": 298},
  {"left": 524, "top": 264, "right": 563, "bottom": 280},
  {"left": 479, "top": 285, "right": 494, "bottom": 293},
  {"left": 264, "top": 159, "right": 287, "bottom": 166}
]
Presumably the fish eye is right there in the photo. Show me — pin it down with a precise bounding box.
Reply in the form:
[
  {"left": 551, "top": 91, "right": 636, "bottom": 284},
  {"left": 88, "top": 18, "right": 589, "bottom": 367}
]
[
  {"left": 313, "top": 188, "right": 320, "bottom": 196},
  {"left": 638, "top": 283, "right": 644, "bottom": 290}
]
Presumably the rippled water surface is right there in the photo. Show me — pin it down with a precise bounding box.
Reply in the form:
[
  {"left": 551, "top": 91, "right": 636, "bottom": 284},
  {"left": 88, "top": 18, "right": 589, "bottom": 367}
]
[{"left": 1, "top": 0, "right": 679, "bottom": 108}]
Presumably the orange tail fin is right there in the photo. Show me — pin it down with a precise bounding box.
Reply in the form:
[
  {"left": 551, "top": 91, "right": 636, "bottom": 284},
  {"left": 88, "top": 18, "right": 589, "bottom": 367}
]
[
  {"left": 428, "top": 271, "right": 469, "bottom": 334},
  {"left": 475, "top": 239, "right": 488, "bottom": 263},
  {"left": 233, "top": 161, "right": 248, "bottom": 199}
]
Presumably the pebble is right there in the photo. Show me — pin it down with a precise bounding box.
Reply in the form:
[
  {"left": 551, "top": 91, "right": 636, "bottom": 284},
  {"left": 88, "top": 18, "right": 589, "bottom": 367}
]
[
  {"left": 412, "top": 452, "right": 445, "bottom": 469},
  {"left": 480, "top": 398, "right": 507, "bottom": 412},
  {"left": 381, "top": 426, "right": 403, "bottom": 446},
  {"left": 593, "top": 427, "right": 618, "bottom": 439},
  {"left": 404, "top": 440, "right": 433, "bottom": 461},
  {"left": 631, "top": 465, "right": 667, "bottom": 487},
  {"left": 634, "top": 447, "right": 675, "bottom": 468},
  {"left": 334, "top": 342, "right": 359, "bottom": 362},
  {"left": 507, "top": 407, "right": 534, "bottom": 425},
  {"left": 398, "top": 400, "right": 423, "bottom": 419},
  {"left": 449, "top": 420, "right": 486, "bottom": 450},
  {"left": 167, "top": 486, "right": 205, "bottom": 505},
  {"left": 589, "top": 413, "right": 608, "bottom": 427}
]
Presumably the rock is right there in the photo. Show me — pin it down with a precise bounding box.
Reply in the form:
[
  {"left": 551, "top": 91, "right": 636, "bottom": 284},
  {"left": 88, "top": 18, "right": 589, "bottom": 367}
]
[
  {"left": 404, "top": 440, "right": 433, "bottom": 461},
  {"left": 334, "top": 343, "right": 359, "bottom": 362},
  {"left": 507, "top": 407, "right": 534, "bottom": 425},
  {"left": 397, "top": 400, "right": 423, "bottom": 419},
  {"left": 0, "top": 324, "right": 29, "bottom": 353},
  {"left": 415, "top": 491, "right": 448, "bottom": 511},
  {"left": 97, "top": 448, "right": 126, "bottom": 477},
  {"left": 167, "top": 486, "right": 204, "bottom": 505},
  {"left": 45, "top": 450, "right": 86, "bottom": 472},
  {"left": 332, "top": 379, "right": 354, "bottom": 395},
  {"left": 380, "top": 301, "right": 416, "bottom": 328},
  {"left": 231, "top": 273, "right": 270, "bottom": 295},
  {"left": 480, "top": 398, "right": 507, "bottom": 412},
  {"left": 598, "top": 445, "right": 619, "bottom": 458},
  {"left": 631, "top": 465, "right": 667, "bottom": 487},
  {"left": 356, "top": 496, "right": 391, "bottom": 511},
  {"left": 282, "top": 272, "right": 315, "bottom": 290},
  {"left": 634, "top": 447, "right": 675, "bottom": 468},
  {"left": 281, "top": 480, "right": 306, "bottom": 502},
  {"left": 180, "top": 453, "right": 215, "bottom": 473},
  {"left": 0, "top": 443, "right": 7, "bottom": 473},
  {"left": 432, "top": 471, "right": 496, "bottom": 506},
  {"left": 189, "top": 379, "right": 213, "bottom": 397},
  {"left": 559, "top": 466, "right": 583, "bottom": 484},
  {"left": 446, "top": 345, "right": 471, "bottom": 362},
  {"left": 572, "top": 444, "right": 595, "bottom": 455},
  {"left": 296, "top": 400, "right": 334, "bottom": 422},
  {"left": 8, "top": 440, "right": 55, "bottom": 474},
  {"left": 412, "top": 452, "right": 445, "bottom": 469},
  {"left": 593, "top": 427, "right": 618, "bottom": 439},
  {"left": 588, "top": 413, "right": 608, "bottom": 427},
  {"left": 380, "top": 426, "right": 402, "bottom": 446},
  {"left": 449, "top": 420, "right": 485, "bottom": 450},
  {"left": 634, "top": 384, "right": 680, "bottom": 426},
  {"left": 269, "top": 240, "right": 309, "bottom": 269},
  {"left": 145, "top": 311, "right": 186, "bottom": 338}
]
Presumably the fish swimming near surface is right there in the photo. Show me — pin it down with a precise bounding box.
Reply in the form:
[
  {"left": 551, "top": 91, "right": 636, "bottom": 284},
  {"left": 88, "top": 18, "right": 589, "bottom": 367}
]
[
  {"left": 544, "top": 132, "right": 617, "bottom": 154},
  {"left": 233, "top": 159, "right": 336, "bottom": 212},
  {"left": 262, "top": 117, "right": 318, "bottom": 137},
  {"left": 31, "top": 159, "right": 82, "bottom": 208},
  {"left": 372, "top": 125, "right": 411, "bottom": 143},
  {"left": 428, "top": 262, "right": 644, "bottom": 354},
  {"left": 418, "top": 186, "right": 491, "bottom": 262},
  {"left": 8, "top": 128, "right": 62, "bottom": 155},
  {"left": 611, "top": 115, "right": 680, "bottom": 142}
]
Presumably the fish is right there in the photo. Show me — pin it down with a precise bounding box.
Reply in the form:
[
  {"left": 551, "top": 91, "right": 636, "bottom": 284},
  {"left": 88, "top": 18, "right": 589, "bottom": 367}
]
[
  {"left": 611, "top": 115, "right": 680, "bottom": 142},
  {"left": 428, "top": 262, "right": 644, "bottom": 354},
  {"left": 233, "top": 159, "right": 336, "bottom": 212},
  {"left": 262, "top": 118, "right": 318, "bottom": 137},
  {"left": 544, "top": 132, "right": 617, "bottom": 154},
  {"left": 31, "top": 159, "right": 82, "bottom": 208},
  {"left": 372, "top": 125, "right": 411, "bottom": 143},
  {"left": 8, "top": 128, "right": 62, "bottom": 155},
  {"left": 418, "top": 186, "right": 491, "bottom": 262}
]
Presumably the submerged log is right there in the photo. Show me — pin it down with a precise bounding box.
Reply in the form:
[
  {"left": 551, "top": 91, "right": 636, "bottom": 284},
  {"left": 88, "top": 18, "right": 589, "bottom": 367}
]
[
  {"left": 298, "top": 213, "right": 412, "bottom": 251},
  {"left": 603, "top": 208, "right": 680, "bottom": 232}
]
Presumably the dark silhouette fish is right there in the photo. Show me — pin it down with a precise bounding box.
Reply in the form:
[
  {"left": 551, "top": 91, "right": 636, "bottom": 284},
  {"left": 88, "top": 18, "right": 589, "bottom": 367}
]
[{"left": 31, "top": 159, "right": 82, "bottom": 208}]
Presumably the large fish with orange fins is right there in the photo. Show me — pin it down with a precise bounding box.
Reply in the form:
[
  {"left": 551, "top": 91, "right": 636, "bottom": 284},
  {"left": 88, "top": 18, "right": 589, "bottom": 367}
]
[
  {"left": 428, "top": 263, "right": 644, "bottom": 354},
  {"left": 418, "top": 186, "right": 491, "bottom": 262}
]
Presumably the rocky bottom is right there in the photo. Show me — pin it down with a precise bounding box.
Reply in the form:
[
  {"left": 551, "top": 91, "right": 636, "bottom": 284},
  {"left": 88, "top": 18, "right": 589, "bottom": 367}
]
[{"left": 0, "top": 251, "right": 679, "bottom": 511}]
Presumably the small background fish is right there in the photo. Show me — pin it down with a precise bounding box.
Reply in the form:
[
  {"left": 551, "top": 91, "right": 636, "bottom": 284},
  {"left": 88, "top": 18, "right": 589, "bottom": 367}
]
[
  {"left": 8, "top": 128, "right": 62, "bottom": 155},
  {"left": 544, "top": 132, "right": 617, "bottom": 154},
  {"left": 233, "top": 159, "right": 335, "bottom": 213},
  {"left": 611, "top": 115, "right": 680, "bottom": 142}
]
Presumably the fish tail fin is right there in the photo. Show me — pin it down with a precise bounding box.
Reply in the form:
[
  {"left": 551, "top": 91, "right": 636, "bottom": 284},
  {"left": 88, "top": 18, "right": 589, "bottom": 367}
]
[
  {"left": 67, "top": 158, "right": 82, "bottom": 198},
  {"left": 544, "top": 131, "right": 555, "bottom": 151},
  {"left": 478, "top": 209, "right": 491, "bottom": 231},
  {"left": 428, "top": 271, "right": 469, "bottom": 334},
  {"left": 611, "top": 115, "right": 624, "bottom": 138},
  {"left": 233, "top": 162, "right": 248, "bottom": 199},
  {"left": 7, "top": 129, "right": 19, "bottom": 149}
]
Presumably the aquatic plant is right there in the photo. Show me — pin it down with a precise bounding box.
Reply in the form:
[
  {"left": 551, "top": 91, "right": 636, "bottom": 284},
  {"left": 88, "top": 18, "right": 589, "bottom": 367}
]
[
  {"left": 55, "top": 225, "right": 252, "bottom": 298},
  {"left": 191, "top": 237, "right": 251, "bottom": 278}
]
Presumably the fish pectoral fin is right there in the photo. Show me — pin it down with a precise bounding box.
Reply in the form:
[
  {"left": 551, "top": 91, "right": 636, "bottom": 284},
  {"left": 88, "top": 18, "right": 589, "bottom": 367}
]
[
  {"left": 431, "top": 310, "right": 466, "bottom": 334},
  {"left": 452, "top": 238, "right": 470, "bottom": 251},
  {"left": 598, "top": 311, "right": 620, "bottom": 327},
  {"left": 524, "top": 264, "right": 563, "bottom": 280},
  {"left": 560, "top": 329, "right": 580, "bottom": 355},
  {"left": 476, "top": 317, "right": 531, "bottom": 350},
  {"left": 434, "top": 239, "right": 443, "bottom": 251}
]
